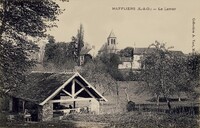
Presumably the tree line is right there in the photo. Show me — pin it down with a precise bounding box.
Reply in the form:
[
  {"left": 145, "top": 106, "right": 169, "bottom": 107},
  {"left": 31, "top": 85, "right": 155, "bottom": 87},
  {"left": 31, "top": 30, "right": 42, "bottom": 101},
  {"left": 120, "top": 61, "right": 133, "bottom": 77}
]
[
  {"left": 43, "top": 24, "right": 84, "bottom": 71},
  {"left": 0, "top": 0, "right": 66, "bottom": 94}
]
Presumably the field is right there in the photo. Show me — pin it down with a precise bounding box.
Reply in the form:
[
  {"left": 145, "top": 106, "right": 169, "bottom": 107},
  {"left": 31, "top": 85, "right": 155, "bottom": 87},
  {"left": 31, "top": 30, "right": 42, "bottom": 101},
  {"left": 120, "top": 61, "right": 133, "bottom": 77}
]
[
  {"left": 100, "top": 81, "right": 151, "bottom": 114},
  {"left": 101, "top": 81, "right": 199, "bottom": 114}
]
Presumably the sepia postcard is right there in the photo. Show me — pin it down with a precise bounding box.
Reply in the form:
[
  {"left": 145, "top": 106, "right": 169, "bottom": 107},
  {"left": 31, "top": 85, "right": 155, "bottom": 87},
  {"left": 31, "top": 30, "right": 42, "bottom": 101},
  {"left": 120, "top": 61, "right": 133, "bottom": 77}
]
[{"left": 0, "top": 0, "right": 200, "bottom": 128}]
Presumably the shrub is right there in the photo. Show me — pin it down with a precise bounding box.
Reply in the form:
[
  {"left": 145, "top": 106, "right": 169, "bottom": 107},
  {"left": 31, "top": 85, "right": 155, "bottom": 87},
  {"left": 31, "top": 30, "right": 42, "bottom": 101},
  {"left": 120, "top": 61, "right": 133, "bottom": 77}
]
[{"left": 126, "top": 101, "right": 135, "bottom": 112}]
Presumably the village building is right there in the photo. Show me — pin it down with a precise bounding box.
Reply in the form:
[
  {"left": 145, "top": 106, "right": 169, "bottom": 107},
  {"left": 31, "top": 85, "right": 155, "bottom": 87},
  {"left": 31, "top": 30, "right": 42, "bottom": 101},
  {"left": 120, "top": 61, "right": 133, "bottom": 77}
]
[
  {"left": 118, "top": 47, "right": 185, "bottom": 71},
  {"left": 98, "top": 31, "right": 118, "bottom": 55},
  {"left": 6, "top": 72, "right": 107, "bottom": 121},
  {"left": 79, "top": 43, "right": 93, "bottom": 66},
  {"left": 98, "top": 31, "right": 152, "bottom": 71},
  {"left": 118, "top": 48, "right": 154, "bottom": 70},
  {"left": 98, "top": 31, "right": 186, "bottom": 72}
]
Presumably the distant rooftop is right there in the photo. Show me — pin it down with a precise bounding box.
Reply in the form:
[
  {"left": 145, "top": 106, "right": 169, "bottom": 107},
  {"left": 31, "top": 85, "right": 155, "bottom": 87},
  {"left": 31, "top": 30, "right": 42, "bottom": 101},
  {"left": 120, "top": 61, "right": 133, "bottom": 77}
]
[
  {"left": 80, "top": 47, "right": 92, "bottom": 55},
  {"left": 134, "top": 48, "right": 151, "bottom": 55}
]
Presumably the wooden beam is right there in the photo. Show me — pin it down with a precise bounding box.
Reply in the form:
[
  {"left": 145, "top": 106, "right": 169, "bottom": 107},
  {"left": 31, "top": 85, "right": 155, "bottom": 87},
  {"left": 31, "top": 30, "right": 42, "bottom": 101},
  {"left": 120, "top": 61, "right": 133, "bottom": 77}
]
[
  {"left": 72, "top": 79, "right": 75, "bottom": 98},
  {"left": 75, "top": 74, "right": 108, "bottom": 102},
  {"left": 74, "top": 88, "right": 84, "bottom": 97},
  {"left": 62, "top": 89, "right": 72, "bottom": 97},
  {"left": 39, "top": 72, "right": 79, "bottom": 106},
  {"left": 50, "top": 98, "right": 93, "bottom": 103},
  {"left": 74, "top": 79, "right": 95, "bottom": 98}
]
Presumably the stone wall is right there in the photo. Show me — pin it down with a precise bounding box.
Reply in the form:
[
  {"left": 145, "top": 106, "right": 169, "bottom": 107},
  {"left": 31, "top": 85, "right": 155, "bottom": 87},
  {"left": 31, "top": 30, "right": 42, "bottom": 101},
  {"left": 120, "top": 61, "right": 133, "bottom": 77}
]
[
  {"left": 90, "top": 99, "right": 100, "bottom": 114},
  {"left": 38, "top": 102, "right": 53, "bottom": 121}
]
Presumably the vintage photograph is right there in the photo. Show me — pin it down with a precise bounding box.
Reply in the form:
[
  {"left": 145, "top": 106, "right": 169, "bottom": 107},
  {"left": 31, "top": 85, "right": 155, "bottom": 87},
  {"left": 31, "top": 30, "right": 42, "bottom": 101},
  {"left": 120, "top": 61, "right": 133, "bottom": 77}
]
[{"left": 0, "top": 0, "right": 200, "bottom": 127}]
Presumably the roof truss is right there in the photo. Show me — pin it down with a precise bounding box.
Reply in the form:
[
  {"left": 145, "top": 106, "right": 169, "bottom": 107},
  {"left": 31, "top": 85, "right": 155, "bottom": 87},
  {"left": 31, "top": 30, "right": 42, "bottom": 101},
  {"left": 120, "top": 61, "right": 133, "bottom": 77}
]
[{"left": 40, "top": 72, "right": 107, "bottom": 106}]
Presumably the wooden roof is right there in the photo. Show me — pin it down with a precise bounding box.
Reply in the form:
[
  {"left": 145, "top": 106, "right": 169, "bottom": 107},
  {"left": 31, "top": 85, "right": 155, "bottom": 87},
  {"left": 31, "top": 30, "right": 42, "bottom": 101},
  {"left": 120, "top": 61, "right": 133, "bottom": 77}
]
[{"left": 8, "top": 72, "right": 107, "bottom": 105}]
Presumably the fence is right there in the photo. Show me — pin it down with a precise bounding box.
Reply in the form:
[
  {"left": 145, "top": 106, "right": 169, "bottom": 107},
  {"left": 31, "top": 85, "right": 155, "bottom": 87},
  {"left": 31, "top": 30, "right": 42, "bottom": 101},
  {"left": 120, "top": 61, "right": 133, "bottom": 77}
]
[{"left": 133, "top": 103, "right": 200, "bottom": 115}]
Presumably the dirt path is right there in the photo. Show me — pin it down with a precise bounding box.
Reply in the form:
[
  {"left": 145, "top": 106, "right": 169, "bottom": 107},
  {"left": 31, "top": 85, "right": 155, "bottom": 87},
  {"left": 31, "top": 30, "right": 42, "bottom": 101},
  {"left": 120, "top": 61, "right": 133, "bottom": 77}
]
[{"left": 63, "top": 120, "right": 110, "bottom": 128}]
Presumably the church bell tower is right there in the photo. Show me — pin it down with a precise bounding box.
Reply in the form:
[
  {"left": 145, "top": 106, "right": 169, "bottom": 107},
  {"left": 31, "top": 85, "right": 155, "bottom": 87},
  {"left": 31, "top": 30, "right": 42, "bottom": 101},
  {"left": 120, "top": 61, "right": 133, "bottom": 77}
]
[{"left": 107, "top": 31, "right": 117, "bottom": 53}]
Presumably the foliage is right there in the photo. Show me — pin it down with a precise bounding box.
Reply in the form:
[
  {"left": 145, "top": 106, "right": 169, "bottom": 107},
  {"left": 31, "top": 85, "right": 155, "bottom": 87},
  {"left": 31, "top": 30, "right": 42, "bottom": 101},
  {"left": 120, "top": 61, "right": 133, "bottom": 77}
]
[
  {"left": 43, "top": 24, "right": 86, "bottom": 69},
  {"left": 100, "top": 53, "right": 124, "bottom": 81},
  {"left": 109, "top": 112, "right": 198, "bottom": 128},
  {"left": 186, "top": 54, "right": 200, "bottom": 98},
  {"left": 43, "top": 41, "right": 77, "bottom": 71},
  {"left": 0, "top": 0, "right": 63, "bottom": 92},
  {"left": 48, "top": 35, "right": 56, "bottom": 44},
  {"left": 119, "top": 47, "right": 134, "bottom": 57},
  {"left": 126, "top": 71, "right": 141, "bottom": 81},
  {"left": 139, "top": 41, "right": 192, "bottom": 105},
  {"left": 126, "top": 101, "right": 136, "bottom": 112},
  {"left": 187, "top": 54, "right": 200, "bottom": 80},
  {"left": 81, "top": 58, "right": 118, "bottom": 95},
  {"left": 76, "top": 24, "right": 84, "bottom": 58}
]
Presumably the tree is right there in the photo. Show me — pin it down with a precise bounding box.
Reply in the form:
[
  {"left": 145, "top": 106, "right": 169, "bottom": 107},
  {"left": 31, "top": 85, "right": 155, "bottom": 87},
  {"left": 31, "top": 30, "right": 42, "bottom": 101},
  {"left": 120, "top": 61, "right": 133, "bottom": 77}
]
[
  {"left": 43, "top": 41, "right": 77, "bottom": 71},
  {"left": 81, "top": 58, "right": 118, "bottom": 95},
  {"left": 0, "top": 0, "right": 64, "bottom": 92},
  {"left": 119, "top": 47, "right": 134, "bottom": 57},
  {"left": 139, "top": 41, "right": 191, "bottom": 108},
  {"left": 48, "top": 35, "right": 56, "bottom": 44},
  {"left": 76, "top": 24, "right": 84, "bottom": 63},
  {"left": 186, "top": 54, "right": 200, "bottom": 99},
  {"left": 100, "top": 53, "right": 124, "bottom": 81},
  {"left": 70, "top": 36, "right": 79, "bottom": 62}
]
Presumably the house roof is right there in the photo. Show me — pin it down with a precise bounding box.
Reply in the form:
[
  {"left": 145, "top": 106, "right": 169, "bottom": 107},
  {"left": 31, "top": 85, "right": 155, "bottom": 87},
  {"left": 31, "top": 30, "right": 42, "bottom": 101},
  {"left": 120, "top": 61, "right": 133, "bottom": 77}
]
[
  {"left": 98, "top": 43, "right": 107, "bottom": 52},
  {"left": 80, "top": 48, "right": 91, "bottom": 55},
  {"left": 134, "top": 48, "right": 184, "bottom": 56},
  {"left": 168, "top": 50, "right": 184, "bottom": 56},
  {"left": 134, "top": 48, "right": 155, "bottom": 55},
  {"left": 120, "top": 57, "right": 133, "bottom": 62},
  {"left": 8, "top": 72, "right": 107, "bottom": 105}
]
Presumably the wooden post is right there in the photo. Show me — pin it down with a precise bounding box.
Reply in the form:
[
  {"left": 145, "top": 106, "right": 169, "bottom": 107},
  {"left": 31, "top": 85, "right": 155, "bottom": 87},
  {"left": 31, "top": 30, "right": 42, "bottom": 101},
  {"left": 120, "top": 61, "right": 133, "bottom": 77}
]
[
  {"left": 72, "top": 79, "right": 75, "bottom": 98},
  {"left": 9, "top": 97, "right": 13, "bottom": 112},
  {"left": 22, "top": 101, "right": 25, "bottom": 112},
  {"left": 73, "top": 101, "right": 76, "bottom": 108},
  {"left": 72, "top": 79, "right": 75, "bottom": 108}
]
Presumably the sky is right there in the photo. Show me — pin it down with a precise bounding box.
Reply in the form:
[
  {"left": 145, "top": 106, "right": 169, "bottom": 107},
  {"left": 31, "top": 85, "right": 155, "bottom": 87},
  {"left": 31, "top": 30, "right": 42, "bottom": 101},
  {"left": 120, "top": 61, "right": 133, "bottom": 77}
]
[{"left": 48, "top": 0, "right": 200, "bottom": 55}]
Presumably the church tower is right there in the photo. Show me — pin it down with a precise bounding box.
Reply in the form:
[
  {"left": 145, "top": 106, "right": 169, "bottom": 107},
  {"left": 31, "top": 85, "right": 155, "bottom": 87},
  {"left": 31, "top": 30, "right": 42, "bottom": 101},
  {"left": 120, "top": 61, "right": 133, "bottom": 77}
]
[{"left": 107, "top": 31, "right": 117, "bottom": 53}]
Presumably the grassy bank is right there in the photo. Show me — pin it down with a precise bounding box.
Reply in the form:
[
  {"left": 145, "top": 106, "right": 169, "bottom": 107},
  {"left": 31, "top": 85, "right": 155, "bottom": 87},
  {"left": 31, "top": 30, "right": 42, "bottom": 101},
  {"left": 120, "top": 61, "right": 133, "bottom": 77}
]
[
  {"left": 63, "top": 112, "right": 199, "bottom": 128},
  {"left": 0, "top": 111, "right": 198, "bottom": 128}
]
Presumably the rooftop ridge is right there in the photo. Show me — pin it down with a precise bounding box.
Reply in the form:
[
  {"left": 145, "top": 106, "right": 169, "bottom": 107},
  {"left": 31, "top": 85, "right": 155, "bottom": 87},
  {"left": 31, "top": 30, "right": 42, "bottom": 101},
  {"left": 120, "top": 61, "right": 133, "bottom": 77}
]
[{"left": 30, "top": 71, "right": 76, "bottom": 74}]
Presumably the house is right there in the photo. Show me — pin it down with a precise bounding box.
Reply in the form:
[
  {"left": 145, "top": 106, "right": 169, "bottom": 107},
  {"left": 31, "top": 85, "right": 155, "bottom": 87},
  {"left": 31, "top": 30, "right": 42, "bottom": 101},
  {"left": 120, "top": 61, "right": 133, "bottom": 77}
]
[
  {"left": 132, "top": 48, "right": 155, "bottom": 70},
  {"left": 118, "top": 56, "right": 134, "bottom": 70},
  {"left": 118, "top": 48, "right": 151, "bottom": 70},
  {"left": 6, "top": 72, "right": 107, "bottom": 121},
  {"left": 79, "top": 45, "right": 92, "bottom": 66},
  {"left": 118, "top": 47, "right": 185, "bottom": 71}
]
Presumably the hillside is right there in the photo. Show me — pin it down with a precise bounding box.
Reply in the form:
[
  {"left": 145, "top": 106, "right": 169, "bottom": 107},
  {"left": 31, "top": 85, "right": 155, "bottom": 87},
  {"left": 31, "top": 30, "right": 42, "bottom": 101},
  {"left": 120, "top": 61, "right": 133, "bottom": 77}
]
[{"left": 100, "top": 81, "right": 151, "bottom": 114}]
